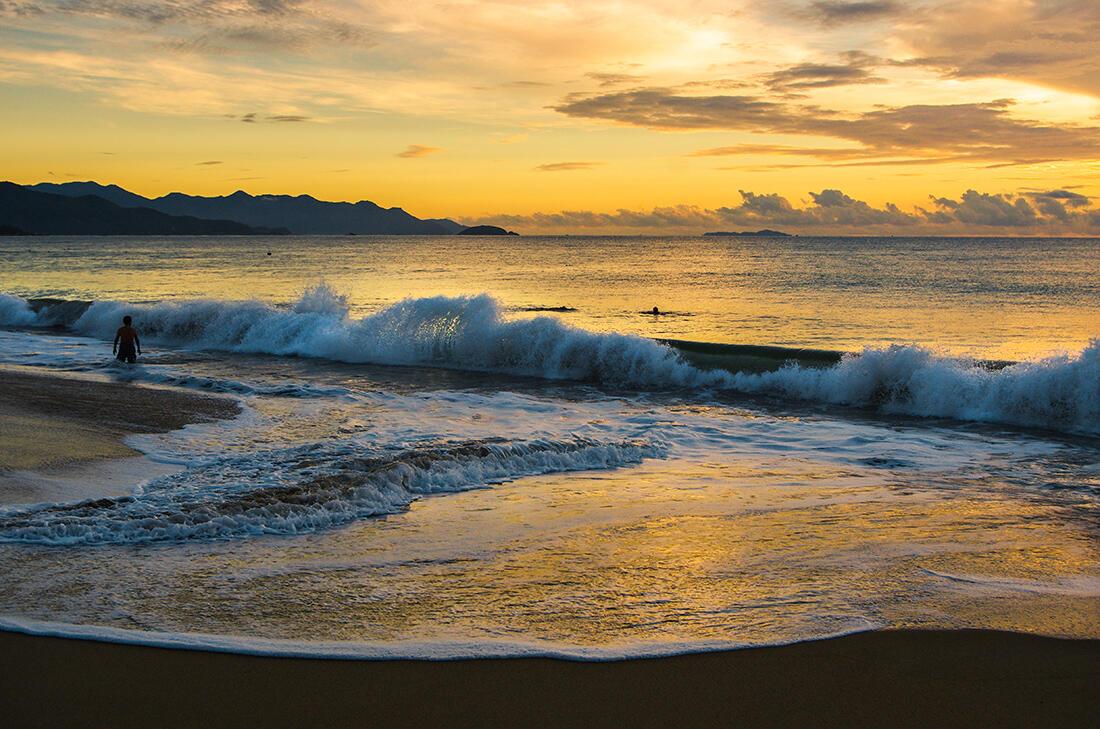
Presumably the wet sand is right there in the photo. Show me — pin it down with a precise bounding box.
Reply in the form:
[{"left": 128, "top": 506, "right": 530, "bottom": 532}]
[
  {"left": 0, "top": 628, "right": 1096, "bottom": 728},
  {"left": 0, "top": 368, "right": 238, "bottom": 502}
]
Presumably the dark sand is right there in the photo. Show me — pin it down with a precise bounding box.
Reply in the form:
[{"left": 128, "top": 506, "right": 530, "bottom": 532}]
[
  {"left": 0, "top": 368, "right": 239, "bottom": 472},
  {"left": 1, "top": 629, "right": 1096, "bottom": 729}
]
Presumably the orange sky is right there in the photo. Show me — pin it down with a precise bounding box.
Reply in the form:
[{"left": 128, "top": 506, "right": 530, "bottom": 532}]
[{"left": 2, "top": 0, "right": 1099, "bottom": 233}]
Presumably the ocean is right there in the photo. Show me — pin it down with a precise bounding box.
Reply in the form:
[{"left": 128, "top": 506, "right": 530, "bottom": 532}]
[{"left": 0, "top": 234, "right": 1097, "bottom": 658}]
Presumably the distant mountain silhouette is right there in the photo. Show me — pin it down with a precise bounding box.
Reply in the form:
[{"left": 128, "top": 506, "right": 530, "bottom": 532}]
[
  {"left": 424, "top": 218, "right": 467, "bottom": 234},
  {"left": 1, "top": 182, "right": 284, "bottom": 235},
  {"left": 702, "top": 229, "right": 792, "bottom": 237},
  {"left": 458, "top": 225, "right": 519, "bottom": 236},
  {"left": 29, "top": 181, "right": 465, "bottom": 235},
  {"left": 32, "top": 181, "right": 152, "bottom": 208}
]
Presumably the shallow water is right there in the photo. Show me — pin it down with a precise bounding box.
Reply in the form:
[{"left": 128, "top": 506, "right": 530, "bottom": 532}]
[{"left": 0, "top": 235, "right": 1097, "bottom": 657}]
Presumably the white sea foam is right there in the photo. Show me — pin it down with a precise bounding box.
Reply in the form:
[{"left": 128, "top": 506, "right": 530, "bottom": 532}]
[
  {"left": 0, "top": 294, "right": 37, "bottom": 326},
  {"left": 0, "top": 437, "right": 663, "bottom": 545},
  {"left": 728, "top": 343, "right": 1100, "bottom": 433},
  {"left": 919, "top": 568, "right": 1100, "bottom": 597},
  {"left": 2, "top": 287, "right": 1098, "bottom": 433},
  {"left": 0, "top": 614, "right": 879, "bottom": 661},
  {"left": 63, "top": 285, "right": 724, "bottom": 389}
]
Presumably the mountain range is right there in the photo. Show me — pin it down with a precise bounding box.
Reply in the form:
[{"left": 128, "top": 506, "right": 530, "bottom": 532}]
[
  {"left": 0, "top": 182, "right": 283, "bottom": 236},
  {"left": 9, "top": 181, "right": 468, "bottom": 235}
]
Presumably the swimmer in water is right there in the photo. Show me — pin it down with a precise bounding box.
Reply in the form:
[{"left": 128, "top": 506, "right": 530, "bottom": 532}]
[{"left": 651, "top": 306, "right": 660, "bottom": 315}]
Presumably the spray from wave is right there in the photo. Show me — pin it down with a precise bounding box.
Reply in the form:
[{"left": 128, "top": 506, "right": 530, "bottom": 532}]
[
  {"left": 728, "top": 344, "right": 1099, "bottom": 434},
  {"left": 1, "top": 286, "right": 1097, "bottom": 433}
]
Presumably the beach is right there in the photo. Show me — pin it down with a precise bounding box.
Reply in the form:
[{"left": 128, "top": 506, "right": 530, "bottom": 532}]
[
  {"left": 0, "top": 368, "right": 238, "bottom": 504},
  {"left": 2, "top": 628, "right": 1097, "bottom": 728},
  {"left": 0, "top": 371, "right": 1096, "bottom": 728}
]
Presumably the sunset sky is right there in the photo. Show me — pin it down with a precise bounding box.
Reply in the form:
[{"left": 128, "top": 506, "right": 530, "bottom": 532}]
[{"left": 3, "top": 0, "right": 1099, "bottom": 233}]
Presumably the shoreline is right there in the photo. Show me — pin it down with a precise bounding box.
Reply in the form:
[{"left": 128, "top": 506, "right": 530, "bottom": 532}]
[
  {"left": 1, "top": 627, "right": 1096, "bottom": 728},
  {"left": 0, "top": 367, "right": 239, "bottom": 504}
]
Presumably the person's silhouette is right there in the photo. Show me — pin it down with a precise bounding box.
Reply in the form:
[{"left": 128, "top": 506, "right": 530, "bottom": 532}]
[
  {"left": 651, "top": 306, "right": 660, "bottom": 315},
  {"left": 113, "top": 315, "right": 141, "bottom": 363}
]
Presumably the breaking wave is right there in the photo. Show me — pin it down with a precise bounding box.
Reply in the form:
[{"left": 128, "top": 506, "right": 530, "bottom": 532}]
[
  {"left": 1, "top": 286, "right": 1097, "bottom": 433},
  {"left": 0, "top": 437, "right": 663, "bottom": 545}
]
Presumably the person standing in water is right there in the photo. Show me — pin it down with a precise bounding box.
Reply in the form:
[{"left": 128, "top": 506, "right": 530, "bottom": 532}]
[{"left": 113, "top": 315, "right": 141, "bottom": 363}]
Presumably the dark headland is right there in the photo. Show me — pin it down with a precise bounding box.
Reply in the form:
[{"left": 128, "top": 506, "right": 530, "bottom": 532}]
[
  {"left": 458, "top": 224, "right": 519, "bottom": 236},
  {"left": 703, "top": 229, "right": 792, "bottom": 237}
]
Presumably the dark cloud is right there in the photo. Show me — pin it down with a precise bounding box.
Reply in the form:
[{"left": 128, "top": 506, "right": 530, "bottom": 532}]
[
  {"left": 249, "top": 0, "right": 305, "bottom": 16},
  {"left": 585, "top": 72, "right": 644, "bottom": 88},
  {"left": 475, "top": 188, "right": 1100, "bottom": 234},
  {"left": 762, "top": 60, "right": 885, "bottom": 92},
  {"left": 810, "top": 1, "right": 900, "bottom": 25},
  {"left": 8, "top": 0, "right": 369, "bottom": 54},
  {"left": 534, "top": 162, "right": 602, "bottom": 171},
  {"left": 555, "top": 88, "right": 789, "bottom": 131},
  {"left": 716, "top": 188, "right": 916, "bottom": 228},
  {"left": 225, "top": 112, "right": 307, "bottom": 123},
  {"left": 196, "top": 160, "right": 222, "bottom": 165},
  {"left": 1022, "top": 189, "right": 1091, "bottom": 220},
  {"left": 1027, "top": 189, "right": 1090, "bottom": 206},
  {"left": 895, "top": 0, "right": 1100, "bottom": 97},
  {"left": 0, "top": 0, "right": 43, "bottom": 16},
  {"left": 556, "top": 90, "right": 1100, "bottom": 165},
  {"left": 926, "top": 190, "right": 1038, "bottom": 227}
]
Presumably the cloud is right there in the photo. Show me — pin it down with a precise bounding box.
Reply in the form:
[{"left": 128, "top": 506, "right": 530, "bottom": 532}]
[
  {"left": 556, "top": 90, "right": 1100, "bottom": 165},
  {"left": 894, "top": 0, "right": 1100, "bottom": 97},
  {"left": 1019, "top": 189, "right": 1091, "bottom": 220},
  {"left": 196, "top": 160, "right": 222, "bottom": 165},
  {"left": 6, "top": 0, "right": 370, "bottom": 55},
  {"left": 534, "top": 161, "right": 602, "bottom": 171},
  {"left": 809, "top": 1, "right": 901, "bottom": 25},
  {"left": 474, "top": 188, "right": 1100, "bottom": 235},
  {"left": 1025, "top": 189, "right": 1090, "bottom": 206},
  {"left": 225, "top": 112, "right": 309, "bottom": 123},
  {"left": 0, "top": 0, "right": 42, "bottom": 16},
  {"left": 762, "top": 52, "right": 885, "bottom": 93},
  {"left": 555, "top": 88, "right": 787, "bottom": 131},
  {"left": 688, "top": 144, "right": 864, "bottom": 159},
  {"left": 925, "top": 190, "right": 1037, "bottom": 227},
  {"left": 585, "top": 72, "right": 644, "bottom": 88},
  {"left": 397, "top": 144, "right": 441, "bottom": 158}
]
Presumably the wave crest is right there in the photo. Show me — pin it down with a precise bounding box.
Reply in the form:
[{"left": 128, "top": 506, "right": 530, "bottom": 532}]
[
  {"left": 728, "top": 342, "right": 1100, "bottom": 433},
  {"left": 2, "top": 287, "right": 1097, "bottom": 433},
  {"left": 64, "top": 285, "right": 728, "bottom": 389},
  {"left": 0, "top": 437, "right": 663, "bottom": 545}
]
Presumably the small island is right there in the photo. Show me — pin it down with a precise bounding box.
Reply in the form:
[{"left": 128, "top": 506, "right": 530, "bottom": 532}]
[
  {"left": 703, "top": 229, "right": 792, "bottom": 237},
  {"left": 458, "top": 225, "right": 519, "bottom": 236}
]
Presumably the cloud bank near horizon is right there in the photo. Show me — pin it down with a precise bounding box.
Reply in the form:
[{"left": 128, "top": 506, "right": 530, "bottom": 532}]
[{"left": 475, "top": 188, "right": 1100, "bottom": 235}]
